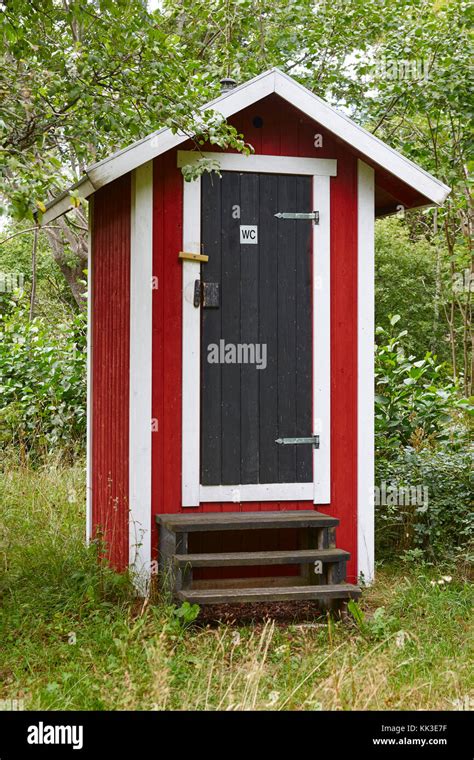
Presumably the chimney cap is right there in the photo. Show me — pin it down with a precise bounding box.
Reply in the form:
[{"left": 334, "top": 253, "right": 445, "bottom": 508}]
[{"left": 220, "top": 77, "right": 237, "bottom": 93}]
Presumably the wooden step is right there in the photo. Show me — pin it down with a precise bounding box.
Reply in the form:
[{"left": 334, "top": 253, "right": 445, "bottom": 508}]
[
  {"left": 177, "top": 583, "right": 361, "bottom": 605},
  {"left": 173, "top": 548, "right": 349, "bottom": 568},
  {"left": 156, "top": 510, "right": 338, "bottom": 532}
]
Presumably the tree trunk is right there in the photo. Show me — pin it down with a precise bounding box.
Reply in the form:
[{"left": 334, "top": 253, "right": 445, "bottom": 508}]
[
  {"left": 44, "top": 211, "right": 88, "bottom": 310},
  {"left": 432, "top": 209, "right": 441, "bottom": 355}
]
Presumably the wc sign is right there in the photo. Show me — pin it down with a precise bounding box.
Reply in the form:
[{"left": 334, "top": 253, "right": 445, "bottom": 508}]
[{"left": 240, "top": 225, "right": 258, "bottom": 244}]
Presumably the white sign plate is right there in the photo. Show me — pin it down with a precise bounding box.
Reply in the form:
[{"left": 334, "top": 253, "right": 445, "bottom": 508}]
[{"left": 239, "top": 225, "right": 258, "bottom": 244}]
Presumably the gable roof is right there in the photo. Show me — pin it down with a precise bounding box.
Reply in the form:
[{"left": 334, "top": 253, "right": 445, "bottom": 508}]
[{"left": 42, "top": 68, "right": 450, "bottom": 224}]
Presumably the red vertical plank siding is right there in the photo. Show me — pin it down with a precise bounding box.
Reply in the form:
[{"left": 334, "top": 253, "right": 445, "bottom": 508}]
[
  {"left": 328, "top": 153, "right": 358, "bottom": 582},
  {"left": 152, "top": 153, "right": 183, "bottom": 522},
  {"left": 151, "top": 94, "right": 359, "bottom": 578},
  {"left": 92, "top": 176, "right": 131, "bottom": 571},
  {"left": 162, "top": 152, "right": 184, "bottom": 515}
]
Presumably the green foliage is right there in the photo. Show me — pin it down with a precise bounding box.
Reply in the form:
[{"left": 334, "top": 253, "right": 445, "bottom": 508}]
[
  {"left": 0, "top": 221, "right": 76, "bottom": 320},
  {"left": 0, "top": 0, "right": 250, "bottom": 220},
  {"left": 375, "top": 315, "right": 471, "bottom": 454},
  {"left": 2, "top": 0, "right": 469, "bottom": 220},
  {"left": 375, "top": 447, "right": 473, "bottom": 561},
  {"left": 173, "top": 601, "right": 201, "bottom": 624},
  {"left": 347, "top": 599, "right": 365, "bottom": 628},
  {"left": 0, "top": 298, "right": 86, "bottom": 460},
  {"left": 347, "top": 601, "right": 396, "bottom": 641},
  {"left": 374, "top": 317, "right": 472, "bottom": 563},
  {"left": 375, "top": 217, "right": 449, "bottom": 361}
]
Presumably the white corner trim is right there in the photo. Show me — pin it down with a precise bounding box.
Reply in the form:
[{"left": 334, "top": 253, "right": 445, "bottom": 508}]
[
  {"left": 177, "top": 151, "right": 337, "bottom": 177},
  {"left": 129, "top": 161, "right": 153, "bottom": 590},
  {"left": 312, "top": 175, "right": 331, "bottom": 504},
  {"left": 357, "top": 159, "right": 375, "bottom": 583},
  {"left": 200, "top": 483, "right": 313, "bottom": 503},
  {"left": 181, "top": 177, "right": 201, "bottom": 507},
  {"left": 86, "top": 196, "right": 93, "bottom": 543}
]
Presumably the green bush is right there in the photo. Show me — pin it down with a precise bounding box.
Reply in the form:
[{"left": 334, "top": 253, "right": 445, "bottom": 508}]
[
  {"left": 0, "top": 298, "right": 86, "bottom": 461},
  {"left": 0, "top": 220, "right": 76, "bottom": 322},
  {"left": 374, "top": 317, "right": 472, "bottom": 562},
  {"left": 375, "top": 315, "right": 471, "bottom": 456},
  {"left": 375, "top": 446, "right": 473, "bottom": 562},
  {"left": 375, "top": 217, "right": 448, "bottom": 362}
]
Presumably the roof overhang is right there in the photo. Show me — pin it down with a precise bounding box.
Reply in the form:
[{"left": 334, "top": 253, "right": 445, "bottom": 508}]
[{"left": 42, "top": 68, "right": 450, "bottom": 225}]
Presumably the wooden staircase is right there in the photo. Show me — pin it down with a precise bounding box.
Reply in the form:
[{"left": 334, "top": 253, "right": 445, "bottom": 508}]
[{"left": 156, "top": 511, "right": 361, "bottom": 612}]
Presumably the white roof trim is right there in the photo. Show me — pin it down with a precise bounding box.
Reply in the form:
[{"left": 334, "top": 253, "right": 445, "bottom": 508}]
[{"left": 42, "top": 68, "right": 450, "bottom": 224}]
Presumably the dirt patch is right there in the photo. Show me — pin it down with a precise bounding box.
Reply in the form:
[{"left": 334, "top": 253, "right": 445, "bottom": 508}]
[{"left": 196, "top": 600, "right": 346, "bottom": 627}]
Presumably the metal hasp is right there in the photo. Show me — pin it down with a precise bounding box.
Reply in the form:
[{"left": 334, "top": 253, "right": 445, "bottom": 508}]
[
  {"left": 193, "top": 281, "right": 220, "bottom": 309},
  {"left": 274, "top": 211, "right": 319, "bottom": 224},
  {"left": 202, "top": 281, "right": 219, "bottom": 308},
  {"left": 193, "top": 280, "right": 201, "bottom": 308},
  {"left": 275, "top": 435, "right": 320, "bottom": 448}
]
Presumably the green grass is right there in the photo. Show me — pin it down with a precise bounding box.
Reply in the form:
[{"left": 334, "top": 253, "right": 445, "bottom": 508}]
[{"left": 0, "top": 462, "right": 472, "bottom": 711}]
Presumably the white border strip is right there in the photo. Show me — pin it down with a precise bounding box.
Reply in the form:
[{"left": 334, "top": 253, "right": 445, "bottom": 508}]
[
  {"left": 178, "top": 151, "right": 337, "bottom": 177},
  {"left": 312, "top": 175, "right": 331, "bottom": 504},
  {"left": 129, "top": 161, "right": 153, "bottom": 588},
  {"left": 181, "top": 177, "right": 202, "bottom": 507},
  {"left": 357, "top": 160, "right": 375, "bottom": 582},
  {"left": 86, "top": 196, "right": 94, "bottom": 543},
  {"left": 200, "top": 483, "right": 313, "bottom": 503}
]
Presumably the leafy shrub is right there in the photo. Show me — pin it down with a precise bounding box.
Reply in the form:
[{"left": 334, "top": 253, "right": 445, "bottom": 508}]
[
  {"left": 374, "top": 317, "right": 472, "bottom": 562},
  {"left": 375, "top": 315, "right": 471, "bottom": 456},
  {"left": 0, "top": 298, "right": 86, "bottom": 461},
  {"left": 375, "top": 217, "right": 449, "bottom": 362},
  {"left": 375, "top": 446, "right": 473, "bottom": 561}
]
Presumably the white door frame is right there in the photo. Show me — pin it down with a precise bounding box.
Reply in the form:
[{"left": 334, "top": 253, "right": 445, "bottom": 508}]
[{"left": 179, "top": 151, "right": 335, "bottom": 507}]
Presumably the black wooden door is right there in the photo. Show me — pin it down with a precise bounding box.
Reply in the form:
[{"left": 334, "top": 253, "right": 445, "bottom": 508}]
[{"left": 200, "top": 171, "right": 312, "bottom": 487}]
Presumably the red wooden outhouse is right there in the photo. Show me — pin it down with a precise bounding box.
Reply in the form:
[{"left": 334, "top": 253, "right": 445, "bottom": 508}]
[{"left": 44, "top": 69, "right": 449, "bottom": 605}]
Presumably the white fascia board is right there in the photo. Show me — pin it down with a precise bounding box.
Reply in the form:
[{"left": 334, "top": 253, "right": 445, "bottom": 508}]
[
  {"left": 273, "top": 70, "right": 450, "bottom": 205},
  {"left": 41, "top": 177, "right": 95, "bottom": 224}
]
